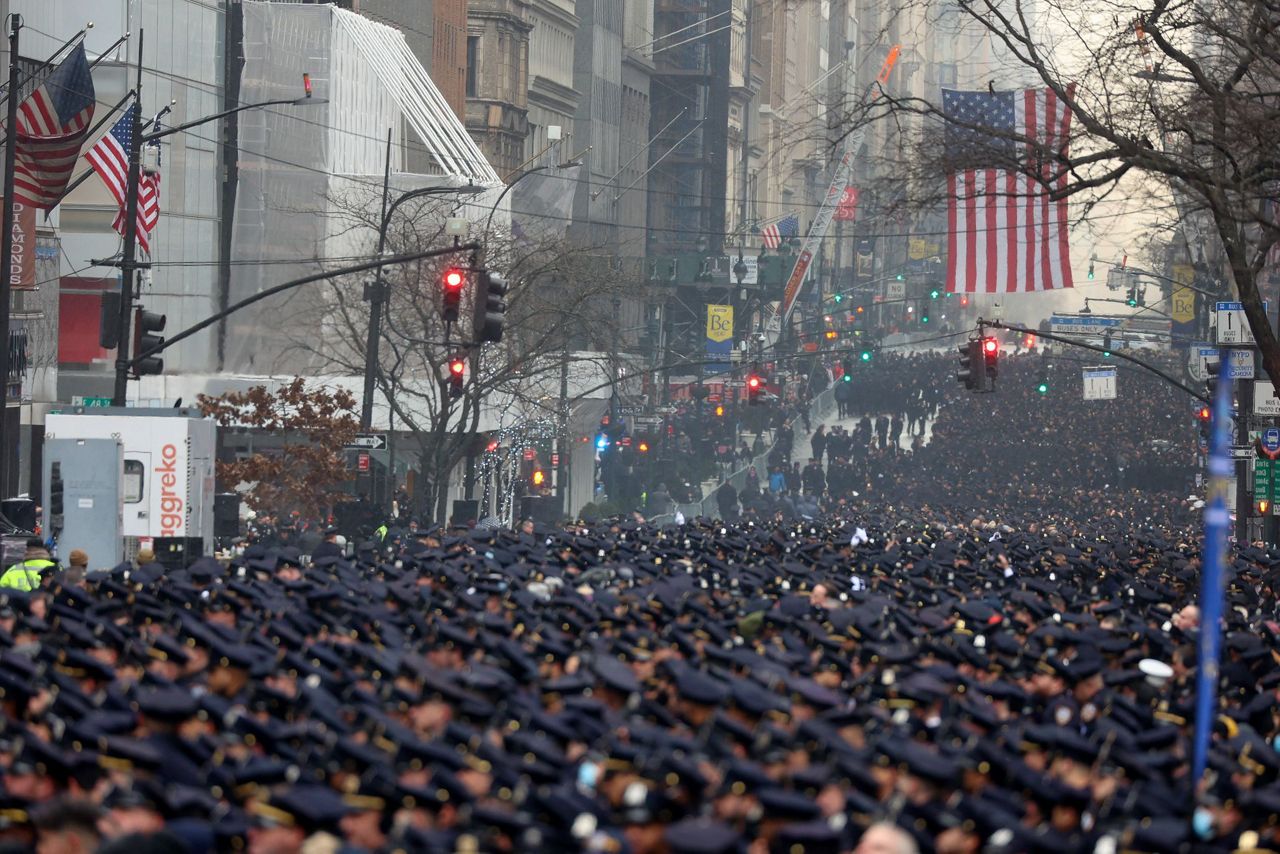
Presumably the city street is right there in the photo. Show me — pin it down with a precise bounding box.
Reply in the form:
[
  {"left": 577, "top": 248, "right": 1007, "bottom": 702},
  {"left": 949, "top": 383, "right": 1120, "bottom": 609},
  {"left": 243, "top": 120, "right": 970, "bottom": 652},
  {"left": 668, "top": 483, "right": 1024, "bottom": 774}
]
[{"left": 1, "top": 0, "right": 1279, "bottom": 850}]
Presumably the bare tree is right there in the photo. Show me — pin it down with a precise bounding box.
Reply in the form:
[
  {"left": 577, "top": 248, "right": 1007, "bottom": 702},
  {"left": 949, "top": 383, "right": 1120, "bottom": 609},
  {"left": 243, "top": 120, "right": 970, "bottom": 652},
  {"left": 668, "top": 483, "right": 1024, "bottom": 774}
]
[
  {"left": 286, "top": 187, "right": 640, "bottom": 522},
  {"left": 845, "top": 0, "right": 1280, "bottom": 385}
]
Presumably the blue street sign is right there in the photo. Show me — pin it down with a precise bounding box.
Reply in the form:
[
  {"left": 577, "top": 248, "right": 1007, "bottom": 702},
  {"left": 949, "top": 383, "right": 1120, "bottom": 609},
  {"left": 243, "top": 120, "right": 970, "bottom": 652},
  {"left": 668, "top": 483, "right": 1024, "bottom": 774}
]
[{"left": 1264, "top": 428, "right": 1280, "bottom": 456}]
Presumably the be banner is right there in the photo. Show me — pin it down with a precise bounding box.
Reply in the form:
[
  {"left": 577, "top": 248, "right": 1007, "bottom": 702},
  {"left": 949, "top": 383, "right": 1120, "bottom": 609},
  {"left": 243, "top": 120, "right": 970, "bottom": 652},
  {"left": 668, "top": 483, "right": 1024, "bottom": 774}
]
[
  {"left": 705, "top": 305, "right": 733, "bottom": 376},
  {"left": 1171, "top": 264, "right": 1196, "bottom": 350}
]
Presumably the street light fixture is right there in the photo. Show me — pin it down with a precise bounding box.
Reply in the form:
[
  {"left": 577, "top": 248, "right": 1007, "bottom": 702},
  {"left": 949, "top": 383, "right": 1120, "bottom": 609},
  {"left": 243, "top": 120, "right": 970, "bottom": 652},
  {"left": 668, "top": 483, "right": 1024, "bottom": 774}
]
[{"left": 112, "top": 73, "right": 327, "bottom": 404}]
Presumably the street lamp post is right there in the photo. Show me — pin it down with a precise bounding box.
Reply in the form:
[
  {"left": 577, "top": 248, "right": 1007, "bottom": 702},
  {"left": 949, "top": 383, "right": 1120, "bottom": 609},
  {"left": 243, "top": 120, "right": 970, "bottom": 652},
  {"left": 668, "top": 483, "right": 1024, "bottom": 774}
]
[
  {"left": 111, "top": 60, "right": 325, "bottom": 405},
  {"left": 360, "top": 181, "right": 485, "bottom": 431}
]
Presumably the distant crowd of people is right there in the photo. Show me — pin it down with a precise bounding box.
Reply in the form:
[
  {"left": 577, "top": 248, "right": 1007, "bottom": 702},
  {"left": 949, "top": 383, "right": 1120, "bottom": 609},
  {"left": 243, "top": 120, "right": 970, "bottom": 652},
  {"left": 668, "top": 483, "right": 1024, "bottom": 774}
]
[{"left": 715, "top": 348, "right": 1196, "bottom": 530}]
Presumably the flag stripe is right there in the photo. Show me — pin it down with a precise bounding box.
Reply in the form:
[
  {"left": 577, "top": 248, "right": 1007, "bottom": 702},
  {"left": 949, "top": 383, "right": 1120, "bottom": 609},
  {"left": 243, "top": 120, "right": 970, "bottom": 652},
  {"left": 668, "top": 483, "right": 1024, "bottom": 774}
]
[
  {"left": 946, "top": 173, "right": 958, "bottom": 290},
  {"left": 964, "top": 171, "right": 977, "bottom": 291}
]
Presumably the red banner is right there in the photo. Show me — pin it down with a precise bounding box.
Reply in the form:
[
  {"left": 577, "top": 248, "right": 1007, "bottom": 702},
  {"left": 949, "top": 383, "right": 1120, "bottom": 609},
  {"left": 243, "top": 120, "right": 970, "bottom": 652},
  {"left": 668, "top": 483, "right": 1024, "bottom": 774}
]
[{"left": 834, "top": 186, "right": 859, "bottom": 221}]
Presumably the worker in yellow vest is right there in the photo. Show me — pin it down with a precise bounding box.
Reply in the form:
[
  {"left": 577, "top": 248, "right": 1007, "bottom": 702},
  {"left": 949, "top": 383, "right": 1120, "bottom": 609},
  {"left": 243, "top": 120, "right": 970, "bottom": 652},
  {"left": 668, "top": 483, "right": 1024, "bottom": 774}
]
[{"left": 0, "top": 538, "right": 58, "bottom": 591}]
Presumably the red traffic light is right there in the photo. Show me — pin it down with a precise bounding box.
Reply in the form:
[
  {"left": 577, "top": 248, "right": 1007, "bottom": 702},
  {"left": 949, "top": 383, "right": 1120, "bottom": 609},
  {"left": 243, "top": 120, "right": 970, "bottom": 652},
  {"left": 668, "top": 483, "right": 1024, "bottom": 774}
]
[
  {"left": 449, "top": 358, "right": 465, "bottom": 376},
  {"left": 1197, "top": 406, "right": 1211, "bottom": 420},
  {"left": 982, "top": 338, "right": 999, "bottom": 355},
  {"left": 443, "top": 268, "right": 466, "bottom": 291},
  {"left": 747, "top": 375, "right": 761, "bottom": 390}
]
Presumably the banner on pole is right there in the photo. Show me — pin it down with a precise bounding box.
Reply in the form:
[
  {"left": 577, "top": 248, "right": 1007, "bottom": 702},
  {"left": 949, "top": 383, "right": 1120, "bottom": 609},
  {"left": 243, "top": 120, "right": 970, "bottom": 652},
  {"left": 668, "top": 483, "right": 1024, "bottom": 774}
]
[
  {"left": 705, "top": 305, "right": 733, "bottom": 376},
  {"left": 6, "top": 200, "right": 35, "bottom": 290}
]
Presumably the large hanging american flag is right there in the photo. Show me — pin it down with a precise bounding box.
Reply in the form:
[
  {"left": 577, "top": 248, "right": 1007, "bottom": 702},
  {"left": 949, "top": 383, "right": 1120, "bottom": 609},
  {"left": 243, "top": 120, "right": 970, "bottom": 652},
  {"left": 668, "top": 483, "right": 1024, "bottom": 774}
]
[
  {"left": 86, "top": 110, "right": 162, "bottom": 255},
  {"left": 943, "top": 86, "right": 1074, "bottom": 293},
  {"left": 12, "top": 43, "right": 95, "bottom": 210},
  {"left": 761, "top": 214, "right": 799, "bottom": 250}
]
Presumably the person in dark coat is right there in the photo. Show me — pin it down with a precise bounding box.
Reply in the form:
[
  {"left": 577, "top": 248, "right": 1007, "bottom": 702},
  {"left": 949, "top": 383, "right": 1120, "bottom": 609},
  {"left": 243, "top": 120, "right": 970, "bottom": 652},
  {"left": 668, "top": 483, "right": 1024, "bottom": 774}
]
[{"left": 309, "top": 527, "right": 344, "bottom": 562}]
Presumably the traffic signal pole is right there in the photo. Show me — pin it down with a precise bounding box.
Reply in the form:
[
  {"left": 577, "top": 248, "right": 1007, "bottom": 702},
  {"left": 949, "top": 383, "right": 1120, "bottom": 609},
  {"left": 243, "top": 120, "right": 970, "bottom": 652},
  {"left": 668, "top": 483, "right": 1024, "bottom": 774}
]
[
  {"left": 0, "top": 18, "right": 22, "bottom": 497},
  {"left": 983, "top": 321, "right": 1209, "bottom": 404},
  {"left": 111, "top": 31, "right": 145, "bottom": 406},
  {"left": 1235, "top": 355, "right": 1252, "bottom": 542}
]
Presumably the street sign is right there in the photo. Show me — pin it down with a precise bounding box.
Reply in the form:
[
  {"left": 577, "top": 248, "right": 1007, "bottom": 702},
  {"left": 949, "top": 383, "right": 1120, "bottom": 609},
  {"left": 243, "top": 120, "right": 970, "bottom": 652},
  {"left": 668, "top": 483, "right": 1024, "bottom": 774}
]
[
  {"left": 1082, "top": 367, "right": 1117, "bottom": 400},
  {"left": 1191, "top": 346, "right": 1253, "bottom": 380},
  {"left": 1255, "top": 459, "right": 1272, "bottom": 498},
  {"left": 1227, "top": 349, "right": 1255, "bottom": 379},
  {"left": 1189, "top": 344, "right": 1215, "bottom": 382},
  {"left": 1050, "top": 315, "right": 1123, "bottom": 337},
  {"left": 1263, "top": 427, "right": 1280, "bottom": 458},
  {"left": 1231, "top": 447, "right": 1257, "bottom": 459},
  {"left": 71, "top": 396, "right": 112, "bottom": 408},
  {"left": 1214, "top": 301, "right": 1266, "bottom": 345},
  {"left": 347, "top": 433, "right": 388, "bottom": 451},
  {"left": 886, "top": 280, "right": 906, "bottom": 300},
  {"left": 1255, "top": 381, "right": 1280, "bottom": 417},
  {"left": 356, "top": 453, "right": 370, "bottom": 472}
]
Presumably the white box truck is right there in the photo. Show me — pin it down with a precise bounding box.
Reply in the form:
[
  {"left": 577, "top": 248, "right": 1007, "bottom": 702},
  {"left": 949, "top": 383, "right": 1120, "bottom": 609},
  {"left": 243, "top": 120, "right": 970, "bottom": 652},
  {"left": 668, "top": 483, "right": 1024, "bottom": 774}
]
[{"left": 43, "top": 407, "right": 216, "bottom": 566}]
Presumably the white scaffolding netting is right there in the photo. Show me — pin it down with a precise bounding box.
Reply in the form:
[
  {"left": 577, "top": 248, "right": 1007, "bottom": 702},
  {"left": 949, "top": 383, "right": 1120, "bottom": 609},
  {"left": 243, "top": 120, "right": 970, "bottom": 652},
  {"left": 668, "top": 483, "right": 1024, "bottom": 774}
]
[{"left": 225, "top": 2, "right": 498, "bottom": 374}]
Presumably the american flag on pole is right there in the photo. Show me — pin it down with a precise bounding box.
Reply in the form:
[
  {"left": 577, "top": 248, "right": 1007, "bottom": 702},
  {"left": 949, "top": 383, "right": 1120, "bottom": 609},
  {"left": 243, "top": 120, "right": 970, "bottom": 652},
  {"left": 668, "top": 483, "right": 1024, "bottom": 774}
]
[
  {"left": 943, "top": 86, "right": 1074, "bottom": 293},
  {"left": 761, "top": 214, "right": 799, "bottom": 250},
  {"left": 113, "top": 172, "right": 161, "bottom": 255},
  {"left": 86, "top": 109, "right": 162, "bottom": 255},
  {"left": 11, "top": 43, "right": 96, "bottom": 210}
]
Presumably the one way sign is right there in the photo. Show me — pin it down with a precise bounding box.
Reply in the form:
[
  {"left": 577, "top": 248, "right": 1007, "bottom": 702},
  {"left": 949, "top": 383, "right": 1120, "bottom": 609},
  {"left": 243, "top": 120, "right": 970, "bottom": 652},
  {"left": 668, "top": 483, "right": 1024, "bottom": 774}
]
[{"left": 347, "top": 433, "right": 388, "bottom": 451}]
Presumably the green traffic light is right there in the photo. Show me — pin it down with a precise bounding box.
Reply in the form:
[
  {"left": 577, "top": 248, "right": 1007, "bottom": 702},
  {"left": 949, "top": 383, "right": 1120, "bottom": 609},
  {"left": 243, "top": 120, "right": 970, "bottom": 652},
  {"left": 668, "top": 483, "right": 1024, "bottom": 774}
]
[
  {"left": 930, "top": 289, "right": 940, "bottom": 299},
  {"left": 1037, "top": 382, "right": 1048, "bottom": 394},
  {"left": 860, "top": 350, "right": 872, "bottom": 362},
  {"left": 833, "top": 294, "right": 843, "bottom": 303},
  {"left": 895, "top": 274, "right": 904, "bottom": 281},
  {"left": 921, "top": 315, "right": 929, "bottom": 323},
  {"left": 842, "top": 374, "right": 852, "bottom": 383}
]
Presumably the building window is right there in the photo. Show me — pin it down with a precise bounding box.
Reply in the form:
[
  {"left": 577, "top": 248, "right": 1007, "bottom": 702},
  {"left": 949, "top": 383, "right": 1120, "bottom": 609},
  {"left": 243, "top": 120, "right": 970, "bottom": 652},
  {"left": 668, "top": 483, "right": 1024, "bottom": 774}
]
[{"left": 466, "top": 36, "right": 480, "bottom": 97}]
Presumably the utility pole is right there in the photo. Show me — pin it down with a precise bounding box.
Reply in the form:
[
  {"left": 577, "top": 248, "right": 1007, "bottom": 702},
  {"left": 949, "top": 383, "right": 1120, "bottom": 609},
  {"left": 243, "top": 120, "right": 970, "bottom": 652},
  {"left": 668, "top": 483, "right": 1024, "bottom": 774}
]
[
  {"left": 557, "top": 345, "right": 569, "bottom": 515},
  {"left": 111, "top": 30, "right": 145, "bottom": 406},
  {"left": 361, "top": 128, "right": 393, "bottom": 433},
  {"left": 0, "top": 16, "right": 20, "bottom": 498},
  {"left": 1236, "top": 365, "right": 1252, "bottom": 542}
]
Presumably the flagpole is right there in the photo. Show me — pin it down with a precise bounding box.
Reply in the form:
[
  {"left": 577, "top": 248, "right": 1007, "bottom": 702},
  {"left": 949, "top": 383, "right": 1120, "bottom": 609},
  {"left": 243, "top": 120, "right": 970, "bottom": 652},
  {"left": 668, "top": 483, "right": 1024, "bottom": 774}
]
[
  {"left": 111, "top": 28, "right": 142, "bottom": 406},
  {"left": 0, "top": 15, "right": 21, "bottom": 499}
]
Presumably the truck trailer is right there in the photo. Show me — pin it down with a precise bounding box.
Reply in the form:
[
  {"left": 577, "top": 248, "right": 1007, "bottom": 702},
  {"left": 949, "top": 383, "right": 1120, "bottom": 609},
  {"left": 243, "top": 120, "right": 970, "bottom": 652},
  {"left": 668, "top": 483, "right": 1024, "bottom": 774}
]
[{"left": 42, "top": 407, "right": 216, "bottom": 568}]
